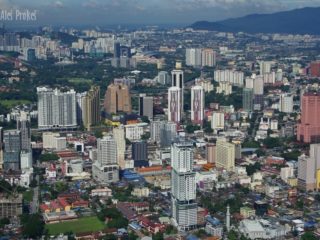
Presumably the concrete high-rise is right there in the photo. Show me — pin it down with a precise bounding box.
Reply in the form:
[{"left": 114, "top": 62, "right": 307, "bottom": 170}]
[
  {"left": 168, "top": 87, "right": 182, "bottom": 123},
  {"left": 92, "top": 136, "right": 119, "bottom": 184},
  {"left": 3, "top": 130, "right": 21, "bottom": 171},
  {"left": 16, "top": 112, "right": 31, "bottom": 152},
  {"left": 185, "top": 48, "right": 202, "bottom": 67},
  {"left": 139, "top": 94, "right": 153, "bottom": 120},
  {"left": 132, "top": 140, "right": 148, "bottom": 167},
  {"left": 201, "top": 48, "right": 216, "bottom": 67},
  {"left": 191, "top": 86, "right": 204, "bottom": 125},
  {"left": 215, "top": 140, "right": 235, "bottom": 171},
  {"left": 297, "top": 93, "right": 320, "bottom": 143},
  {"left": 171, "top": 69, "right": 184, "bottom": 103},
  {"left": 211, "top": 112, "right": 225, "bottom": 131},
  {"left": 160, "top": 122, "right": 177, "bottom": 147},
  {"left": 104, "top": 83, "right": 131, "bottom": 114},
  {"left": 37, "top": 87, "right": 77, "bottom": 129},
  {"left": 171, "top": 142, "right": 197, "bottom": 231},
  {"left": 259, "top": 61, "right": 271, "bottom": 75},
  {"left": 243, "top": 88, "right": 253, "bottom": 112},
  {"left": 279, "top": 94, "right": 293, "bottom": 113},
  {"left": 206, "top": 144, "right": 216, "bottom": 164},
  {"left": 310, "top": 61, "right": 320, "bottom": 78},
  {"left": 82, "top": 86, "right": 100, "bottom": 130},
  {"left": 113, "top": 125, "right": 126, "bottom": 169}
]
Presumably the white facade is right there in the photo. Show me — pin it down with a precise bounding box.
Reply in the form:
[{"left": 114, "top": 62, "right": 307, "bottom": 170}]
[
  {"left": 253, "top": 76, "right": 264, "bottom": 95},
  {"left": 168, "top": 87, "right": 182, "bottom": 123},
  {"left": 42, "top": 132, "right": 60, "bottom": 149},
  {"left": 214, "top": 70, "right": 244, "bottom": 86},
  {"left": 125, "top": 123, "right": 147, "bottom": 140},
  {"left": 97, "top": 136, "right": 117, "bottom": 166},
  {"left": 215, "top": 140, "right": 235, "bottom": 171},
  {"left": 211, "top": 112, "right": 225, "bottom": 130},
  {"left": 53, "top": 137, "right": 67, "bottom": 151},
  {"left": 191, "top": 86, "right": 204, "bottom": 124},
  {"left": 279, "top": 94, "right": 293, "bottom": 113},
  {"left": 260, "top": 61, "right": 272, "bottom": 75},
  {"left": 216, "top": 82, "right": 232, "bottom": 95},
  {"left": 201, "top": 48, "right": 216, "bottom": 67},
  {"left": 185, "top": 48, "right": 202, "bottom": 67},
  {"left": 280, "top": 166, "right": 294, "bottom": 183},
  {"left": 20, "top": 151, "right": 33, "bottom": 170},
  {"left": 113, "top": 126, "right": 126, "bottom": 168},
  {"left": 37, "top": 87, "right": 77, "bottom": 129}
]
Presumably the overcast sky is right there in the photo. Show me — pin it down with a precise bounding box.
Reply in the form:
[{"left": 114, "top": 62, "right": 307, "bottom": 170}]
[{"left": 1, "top": 0, "right": 320, "bottom": 26}]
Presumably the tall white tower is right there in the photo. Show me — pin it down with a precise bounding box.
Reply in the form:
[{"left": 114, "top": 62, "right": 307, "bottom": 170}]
[
  {"left": 191, "top": 85, "right": 204, "bottom": 125},
  {"left": 171, "top": 142, "right": 197, "bottom": 231},
  {"left": 226, "top": 205, "right": 230, "bottom": 232},
  {"left": 168, "top": 87, "right": 182, "bottom": 123}
]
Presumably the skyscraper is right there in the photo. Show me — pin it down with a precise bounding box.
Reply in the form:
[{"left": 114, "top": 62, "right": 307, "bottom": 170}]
[
  {"left": 215, "top": 140, "right": 235, "bottom": 171},
  {"left": 16, "top": 112, "right": 31, "bottom": 152},
  {"left": 92, "top": 136, "right": 119, "bottom": 184},
  {"left": 243, "top": 88, "right": 253, "bottom": 112},
  {"left": 185, "top": 48, "right": 202, "bottom": 67},
  {"left": 297, "top": 93, "right": 320, "bottom": 143},
  {"left": 132, "top": 140, "right": 148, "bottom": 167},
  {"left": 171, "top": 142, "right": 197, "bottom": 231},
  {"left": 104, "top": 83, "right": 131, "bottom": 114},
  {"left": 139, "top": 94, "right": 153, "bottom": 120},
  {"left": 113, "top": 125, "right": 126, "bottom": 169},
  {"left": 191, "top": 85, "right": 204, "bottom": 125},
  {"left": 168, "top": 87, "right": 182, "bottom": 123},
  {"left": 37, "top": 87, "right": 77, "bottom": 129},
  {"left": 82, "top": 86, "right": 100, "bottom": 130},
  {"left": 160, "top": 122, "right": 177, "bottom": 148},
  {"left": 171, "top": 69, "right": 184, "bottom": 105},
  {"left": 3, "top": 130, "right": 21, "bottom": 171}
]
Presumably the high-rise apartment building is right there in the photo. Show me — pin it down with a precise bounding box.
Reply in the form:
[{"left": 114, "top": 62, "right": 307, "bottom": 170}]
[
  {"left": 310, "top": 61, "right": 320, "bottom": 78},
  {"left": 259, "top": 61, "right": 272, "bottom": 75},
  {"left": 185, "top": 48, "right": 202, "bottom": 67},
  {"left": 297, "top": 93, "right": 320, "bottom": 143},
  {"left": 215, "top": 140, "right": 235, "bottom": 171},
  {"left": 211, "top": 112, "right": 225, "bottom": 131},
  {"left": 92, "top": 136, "right": 119, "bottom": 184},
  {"left": 37, "top": 87, "right": 77, "bottom": 129},
  {"left": 191, "top": 86, "right": 204, "bottom": 125},
  {"left": 82, "top": 86, "right": 100, "bottom": 130},
  {"left": 168, "top": 87, "right": 182, "bottom": 123},
  {"left": 139, "top": 94, "right": 153, "bottom": 120},
  {"left": 206, "top": 144, "right": 216, "bottom": 163},
  {"left": 279, "top": 94, "right": 293, "bottom": 113},
  {"left": 201, "top": 48, "right": 216, "bottom": 67},
  {"left": 160, "top": 122, "right": 177, "bottom": 148},
  {"left": 104, "top": 83, "right": 131, "bottom": 114},
  {"left": 113, "top": 125, "right": 126, "bottom": 169},
  {"left": 171, "top": 142, "right": 197, "bottom": 231},
  {"left": 214, "top": 70, "right": 244, "bottom": 86}
]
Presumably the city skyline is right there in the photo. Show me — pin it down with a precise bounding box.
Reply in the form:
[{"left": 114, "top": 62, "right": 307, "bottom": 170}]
[{"left": 1, "top": 0, "right": 320, "bottom": 26}]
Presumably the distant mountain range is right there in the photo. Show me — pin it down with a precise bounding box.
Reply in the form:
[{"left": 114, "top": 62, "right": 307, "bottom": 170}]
[{"left": 189, "top": 7, "right": 320, "bottom": 35}]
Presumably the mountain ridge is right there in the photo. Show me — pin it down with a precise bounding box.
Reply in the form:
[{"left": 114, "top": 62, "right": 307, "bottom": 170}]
[{"left": 189, "top": 7, "right": 320, "bottom": 35}]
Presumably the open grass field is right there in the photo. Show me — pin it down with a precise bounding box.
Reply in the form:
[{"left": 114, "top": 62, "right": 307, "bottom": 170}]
[
  {"left": 45, "top": 216, "right": 105, "bottom": 235},
  {"left": 1, "top": 99, "right": 31, "bottom": 108}
]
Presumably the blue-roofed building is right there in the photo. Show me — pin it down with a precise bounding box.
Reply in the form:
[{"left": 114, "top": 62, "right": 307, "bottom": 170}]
[
  {"left": 205, "top": 216, "right": 223, "bottom": 238},
  {"left": 186, "top": 234, "right": 199, "bottom": 240}
]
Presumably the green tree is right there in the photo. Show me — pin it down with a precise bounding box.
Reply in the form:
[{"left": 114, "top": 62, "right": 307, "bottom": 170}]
[
  {"left": 20, "top": 214, "right": 45, "bottom": 238},
  {"left": 39, "top": 153, "right": 59, "bottom": 162},
  {"left": 152, "top": 232, "right": 164, "bottom": 240},
  {"left": 301, "top": 232, "right": 317, "bottom": 240}
]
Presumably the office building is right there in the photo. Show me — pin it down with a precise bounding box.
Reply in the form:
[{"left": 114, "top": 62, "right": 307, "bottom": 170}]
[
  {"left": 279, "top": 94, "right": 293, "bottom": 113},
  {"left": 76, "top": 92, "right": 86, "bottom": 125},
  {"left": 215, "top": 140, "right": 235, "bottom": 171},
  {"left": 151, "top": 121, "right": 164, "bottom": 143},
  {"left": 3, "top": 130, "right": 21, "bottom": 171},
  {"left": 191, "top": 86, "right": 204, "bottom": 125},
  {"left": 16, "top": 112, "right": 31, "bottom": 151},
  {"left": 92, "top": 136, "right": 119, "bottom": 184},
  {"left": 243, "top": 88, "right": 253, "bottom": 111},
  {"left": 113, "top": 126, "right": 126, "bottom": 169},
  {"left": 20, "top": 151, "right": 33, "bottom": 170},
  {"left": 139, "top": 94, "right": 153, "bottom": 120},
  {"left": 37, "top": 87, "right": 77, "bottom": 129},
  {"left": 171, "top": 142, "right": 197, "bottom": 231},
  {"left": 297, "top": 93, "right": 320, "bottom": 143},
  {"left": 82, "top": 86, "right": 100, "bottom": 130},
  {"left": 104, "top": 83, "right": 131, "bottom": 114},
  {"left": 132, "top": 140, "right": 148, "bottom": 167},
  {"left": 160, "top": 122, "right": 177, "bottom": 148},
  {"left": 168, "top": 87, "right": 182, "bottom": 123}
]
